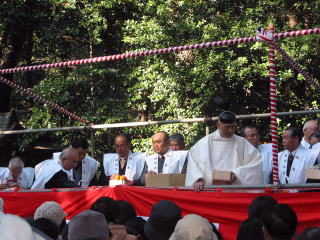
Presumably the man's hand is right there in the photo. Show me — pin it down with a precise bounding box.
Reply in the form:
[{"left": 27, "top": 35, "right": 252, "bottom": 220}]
[
  {"left": 147, "top": 170, "right": 157, "bottom": 175},
  {"left": 193, "top": 179, "right": 205, "bottom": 191}
]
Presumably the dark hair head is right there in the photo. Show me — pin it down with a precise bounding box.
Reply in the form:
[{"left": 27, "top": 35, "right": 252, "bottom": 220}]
[
  {"left": 71, "top": 138, "right": 89, "bottom": 150},
  {"left": 113, "top": 200, "right": 137, "bottom": 225},
  {"left": 285, "top": 126, "right": 302, "bottom": 142},
  {"left": 296, "top": 227, "right": 320, "bottom": 240},
  {"left": 114, "top": 133, "right": 132, "bottom": 144},
  {"left": 125, "top": 217, "right": 146, "bottom": 236},
  {"left": 169, "top": 133, "right": 185, "bottom": 145},
  {"left": 91, "top": 197, "right": 116, "bottom": 223},
  {"left": 219, "top": 111, "right": 236, "bottom": 124},
  {"left": 262, "top": 204, "right": 297, "bottom": 240},
  {"left": 31, "top": 218, "right": 60, "bottom": 240},
  {"left": 239, "top": 126, "right": 258, "bottom": 138},
  {"left": 248, "top": 195, "right": 278, "bottom": 219},
  {"left": 237, "top": 218, "right": 264, "bottom": 240}
]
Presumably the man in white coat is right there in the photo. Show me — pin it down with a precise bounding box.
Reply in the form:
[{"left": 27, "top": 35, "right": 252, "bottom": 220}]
[
  {"left": 140, "top": 131, "right": 188, "bottom": 185},
  {"left": 0, "top": 157, "right": 34, "bottom": 189},
  {"left": 32, "top": 148, "right": 80, "bottom": 189},
  {"left": 241, "top": 126, "right": 273, "bottom": 184},
  {"left": 103, "top": 133, "right": 145, "bottom": 184},
  {"left": 278, "top": 126, "right": 319, "bottom": 184},
  {"left": 186, "top": 111, "right": 263, "bottom": 190},
  {"left": 300, "top": 120, "right": 318, "bottom": 149},
  {"left": 50, "top": 138, "right": 98, "bottom": 187}
]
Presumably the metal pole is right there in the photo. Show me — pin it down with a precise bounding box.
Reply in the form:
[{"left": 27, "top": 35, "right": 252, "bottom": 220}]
[{"left": 1, "top": 109, "right": 320, "bottom": 135}]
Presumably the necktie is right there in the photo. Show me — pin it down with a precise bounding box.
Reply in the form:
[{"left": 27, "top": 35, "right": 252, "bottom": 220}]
[
  {"left": 120, "top": 158, "right": 126, "bottom": 169},
  {"left": 158, "top": 155, "right": 165, "bottom": 173},
  {"left": 286, "top": 153, "right": 294, "bottom": 177}
]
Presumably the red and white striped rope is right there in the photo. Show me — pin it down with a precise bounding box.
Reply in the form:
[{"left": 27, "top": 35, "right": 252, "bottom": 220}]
[
  {"left": 0, "top": 76, "right": 88, "bottom": 124},
  {"left": 273, "top": 43, "right": 320, "bottom": 91},
  {"left": 269, "top": 41, "right": 279, "bottom": 185},
  {"left": 256, "top": 27, "right": 280, "bottom": 184},
  {"left": 262, "top": 27, "right": 280, "bottom": 185},
  {"left": 0, "top": 28, "right": 319, "bottom": 75}
]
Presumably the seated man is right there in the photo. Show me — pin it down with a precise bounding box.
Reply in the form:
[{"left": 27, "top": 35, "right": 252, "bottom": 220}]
[
  {"left": 51, "top": 138, "right": 98, "bottom": 187},
  {"left": 241, "top": 126, "right": 273, "bottom": 184},
  {"left": 140, "top": 131, "right": 188, "bottom": 185},
  {"left": 0, "top": 157, "right": 34, "bottom": 189},
  {"left": 186, "top": 111, "right": 263, "bottom": 190},
  {"left": 279, "top": 126, "right": 319, "bottom": 184},
  {"left": 32, "top": 148, "right": 79, "bottom": 189},
  {"left": 300, "top": 120, "right": 318, "bottom": 149},
  {"left": 103, "top": 133, "right": 145, "bottom": 184},
  {"left": 169, "top": 133, "right": 185, "bottom": 151}
]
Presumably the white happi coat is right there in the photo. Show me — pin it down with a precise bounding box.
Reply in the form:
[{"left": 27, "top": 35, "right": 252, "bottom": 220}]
[
  {"left": 311, "top": 142, "right": 320, "bottom": 150},
  {"left": 300, "top": 138, "right": 310, "bottom": 149},
  {"left": 145, "top": 149, "right": 187, "bottom": 174},
  {"left": 185, "top": 130, "right": 263, "bottom": 186},
  {"left": 31, "top": 159, "right": 73, "bottom": 189},
  {"left": 258, "top": 143, "right": 273, "bottom": 184},
  {"left": 52, "top": 152, "right": 98, "bottom": 187},
  {"left": 0, "top": 167, "right": 34, "bottom": 188},
  {"left": 278, "top": 146, "right": 319, "bottom": 184},
  {"left": 103, "top": 152, "right": 146, "bottom": 181}
]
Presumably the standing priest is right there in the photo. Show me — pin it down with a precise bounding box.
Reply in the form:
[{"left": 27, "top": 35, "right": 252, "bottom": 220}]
[{"left": 185, "top": 111, "right": 263, "bottom": 190}]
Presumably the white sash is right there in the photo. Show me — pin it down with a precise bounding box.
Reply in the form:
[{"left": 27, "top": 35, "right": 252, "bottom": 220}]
[
  {"left": 81, "top": 156, "right": 98, "bottom": 187},
  {"left": 278, "top": 146, "right": 319, "bottom": 184},
  {"left": 53, "top": 152, "right": 97, "bottom": 187},
  {"left": 0, "top": 167, "right": 34, "bottom": 188},
  {"left": 145, "top": 149, "right": 186, "bottom": 174},
  {"left": 103, "top": 152, "right": 145, "bottom": 181}
]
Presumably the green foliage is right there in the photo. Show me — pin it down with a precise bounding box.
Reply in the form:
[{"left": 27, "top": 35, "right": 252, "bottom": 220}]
[{"left": 1, "top": 0, "right": 320, "bottom": 162}]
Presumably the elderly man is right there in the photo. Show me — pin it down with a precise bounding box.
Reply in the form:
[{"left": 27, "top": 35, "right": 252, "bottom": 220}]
[
  {"left": 169, "top": 133, "right": 185, "bottom": 151},
  {"left": 32, "top": 148, "right": 79, "bottom": 189},
  {"left": 301, "top": 120, "right": 318, "bottom": 149},
  {"left": 103, "top": 133, "right": 145, "bottom": 183},
  {"left": 278, "top": 126, "right": 319, "bottom": 184},
  {"left": 140, "top": 131, "right": 188, "bottom": 185},
  {"left": 186, "top": 111, "right": 263, "bottom": 190},
  {"left": 241, "top": 126, "right": 273, "bottom": 184},
  {"left": 51, "top": 138, "right": 98, "bottom": 187},
  {"left": 0, "top": 158, "right": 34, "bottom": 189}
]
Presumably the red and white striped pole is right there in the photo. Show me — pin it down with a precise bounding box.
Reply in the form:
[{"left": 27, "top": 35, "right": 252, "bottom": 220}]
[{"left": 268, "top": 24, "right": 279, "bottom": 185}]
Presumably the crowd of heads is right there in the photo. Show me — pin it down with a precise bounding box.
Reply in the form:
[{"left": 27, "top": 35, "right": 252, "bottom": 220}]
[
  {"left": 2, "top": 193, "right": 320, "bottom": 239},
  {"left": 0, "top": 196, "right": 223, "bottom": 240},
  {"left": 236, "top": 195, "right": 320, "bottom": 240}
]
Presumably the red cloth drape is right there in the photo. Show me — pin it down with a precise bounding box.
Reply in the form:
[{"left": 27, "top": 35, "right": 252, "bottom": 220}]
[{"left": 1, "top": 187, "right": 320, "bottom": 240}]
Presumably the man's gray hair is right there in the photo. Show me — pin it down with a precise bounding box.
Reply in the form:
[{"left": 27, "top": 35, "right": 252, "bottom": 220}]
[
  {"left": 59, "top": 148, "right": 70, "bottom": 160},
  {"left": 8, "top": 157, "right": 24, "bottom": 170}
]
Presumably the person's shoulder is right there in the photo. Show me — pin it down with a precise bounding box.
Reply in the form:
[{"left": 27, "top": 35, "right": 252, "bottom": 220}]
[
  {"left": 145, "top": 153, "right": 157, "bottom": 160},
  {"left": 85, "top": 155, "right": 97, "bottom": 163}
]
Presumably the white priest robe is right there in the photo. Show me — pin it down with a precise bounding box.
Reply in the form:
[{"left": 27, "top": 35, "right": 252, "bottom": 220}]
[
  {"left": 0, "top": 167, "right": 34, "bottom": 188},
  {"left": 258, "top": 143, "right": 273, "bottom": 184},
  {"left": 145, "top": 149, "right": 187, "bottom": 174},
  {"left": 278, "top": 146, "right": 319, "bottom": 184},
  {"left": 52, "top": 152, "right": 98, "bottom": 187},
  {"left": 300, "top": 138, "right": 310, "bottom": 149},
  {"left": 31, "top": 159, "right": 73, "bottom": 189},
  {"left": 103, "top": 152, "right": 146, "bottom": 181},
  {"left": 185, "top": 130, "right": 263, "bottom": 186}
]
